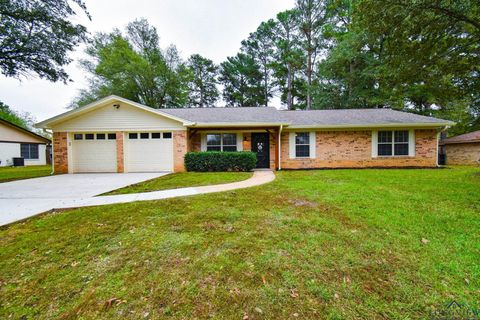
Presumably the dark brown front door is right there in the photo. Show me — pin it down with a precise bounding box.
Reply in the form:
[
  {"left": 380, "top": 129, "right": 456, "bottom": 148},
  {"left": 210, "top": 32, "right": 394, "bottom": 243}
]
[{"left": 251, "top": 133, "right": 270, "bottom": 168}]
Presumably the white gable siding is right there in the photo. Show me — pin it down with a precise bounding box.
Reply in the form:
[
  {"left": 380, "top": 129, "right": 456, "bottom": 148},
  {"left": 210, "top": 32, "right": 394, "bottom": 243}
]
[
  {"left": 0, "top": 122, "right": 47, "bottom": 143},
  {"left": 51, "top": 104, "right": 185, "bottom": 132}
]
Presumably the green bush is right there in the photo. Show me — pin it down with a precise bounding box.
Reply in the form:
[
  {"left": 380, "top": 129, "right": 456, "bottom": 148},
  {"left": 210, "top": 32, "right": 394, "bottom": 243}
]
[{"left": 185, "top": 151, "right": 257, "bottom": 172}]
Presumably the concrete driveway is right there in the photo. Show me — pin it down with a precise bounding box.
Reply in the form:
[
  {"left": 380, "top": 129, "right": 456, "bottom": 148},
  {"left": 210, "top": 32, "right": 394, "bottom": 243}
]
[{"left": 0, "top": 172, "right": 168, "bottom": 226}]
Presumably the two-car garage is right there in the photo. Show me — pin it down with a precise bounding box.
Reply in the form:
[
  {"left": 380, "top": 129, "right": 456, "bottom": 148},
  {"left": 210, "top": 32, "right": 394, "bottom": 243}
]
[
  {"left": 36, "top": 96, "right": 189, "bottom": 174},
  {"left": 71, "top": 132, "right": 173, "bottom": 173}
]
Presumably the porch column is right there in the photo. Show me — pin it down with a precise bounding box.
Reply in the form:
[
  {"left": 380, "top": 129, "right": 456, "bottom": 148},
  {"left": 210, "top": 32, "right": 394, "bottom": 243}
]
[{"left": 275, "top": 127, "right": 280, "bottom": 170}]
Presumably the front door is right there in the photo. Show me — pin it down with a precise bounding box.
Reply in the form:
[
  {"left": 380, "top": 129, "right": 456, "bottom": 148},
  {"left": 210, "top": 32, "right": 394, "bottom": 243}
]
[{"left": 251, "top": 133, "right": 270, "bottom": 168}]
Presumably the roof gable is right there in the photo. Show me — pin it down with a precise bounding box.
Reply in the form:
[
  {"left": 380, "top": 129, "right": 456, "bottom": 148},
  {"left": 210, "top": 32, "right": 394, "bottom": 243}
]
[
  {"left": 0, "top": 118, "right": 50, "bottom": 143},
  {"left": 36, "top": 95, "right": 193, "bottom": 129}
]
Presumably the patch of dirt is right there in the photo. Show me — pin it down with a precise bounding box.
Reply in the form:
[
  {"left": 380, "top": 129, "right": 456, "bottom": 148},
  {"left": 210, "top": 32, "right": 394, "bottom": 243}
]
[{"left": 288, "top": 198, "right": 318, "bottom": 208}]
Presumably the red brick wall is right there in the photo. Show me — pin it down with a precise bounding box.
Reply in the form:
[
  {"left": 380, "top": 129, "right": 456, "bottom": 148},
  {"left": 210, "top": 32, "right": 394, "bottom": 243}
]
[
  {"left": 190, "top": 131, "right": 201, "bottom": 152},
  {"left": 116, "top": 132, "right": 124, "bottom": 173},
  {"left": 53, "top": 132, "right": 68, "bottom": 174},
  {"left": 445, "top": 143, "right": 480, "bottom": 165},
  {"left": 173, "top": 131, "right": 188, "bottom": 172},
  {"left": 280, "top": 129, "right": 438, "bottom": 169}
]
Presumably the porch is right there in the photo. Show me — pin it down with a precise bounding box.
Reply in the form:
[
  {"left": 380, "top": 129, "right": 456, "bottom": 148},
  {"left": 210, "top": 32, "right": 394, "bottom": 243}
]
[{"left": 186, "top": 127, "right": 282, "bottom": 170}]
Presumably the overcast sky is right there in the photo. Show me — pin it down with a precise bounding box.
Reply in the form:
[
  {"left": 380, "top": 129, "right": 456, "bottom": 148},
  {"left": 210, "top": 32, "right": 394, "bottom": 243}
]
[{"left": 0, "top": 0, "right": 295, "bottom": 122}]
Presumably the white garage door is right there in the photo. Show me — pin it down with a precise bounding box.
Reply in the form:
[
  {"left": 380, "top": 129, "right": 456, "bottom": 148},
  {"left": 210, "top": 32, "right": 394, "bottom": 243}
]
[
  {"left": 126, "top": 132, "right": 173, "bottom": 172},
  {"left": 72, "top": 133, "right": 117, "bottom": 173}
]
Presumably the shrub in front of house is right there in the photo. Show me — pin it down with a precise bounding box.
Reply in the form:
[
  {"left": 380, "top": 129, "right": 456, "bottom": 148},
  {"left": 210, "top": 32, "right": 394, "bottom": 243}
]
[{"left": 185, "top": 151, "right": 257, "bottom": 172}]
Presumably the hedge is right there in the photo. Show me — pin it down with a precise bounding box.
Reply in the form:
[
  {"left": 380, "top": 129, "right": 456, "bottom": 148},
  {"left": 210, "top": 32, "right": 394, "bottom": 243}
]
[{"left": 184, "top": 151, "right": 257, "bottom": 172}]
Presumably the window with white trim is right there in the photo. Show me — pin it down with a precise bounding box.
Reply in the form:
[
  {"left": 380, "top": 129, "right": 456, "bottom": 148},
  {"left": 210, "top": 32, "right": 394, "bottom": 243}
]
[
  {"left": 20, "top": 144, "right": 39, "bottom": 159},
  {"left": 206, "top": 133, "right": 237, "bottom": 152},
  {"left": 377, "top": 130, "right": 409, "bottom": 156},
  {"left": 295, "top": 132, "right": 310, "bottom": 158}
]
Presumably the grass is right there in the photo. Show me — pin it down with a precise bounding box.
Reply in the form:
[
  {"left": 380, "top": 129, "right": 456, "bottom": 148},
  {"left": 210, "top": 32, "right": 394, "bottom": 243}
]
[
  {"left": 0, "top": 165, "right": 52, "bottom": 183},
  {"left": 104, "top": 172, "right": 252, "bottom": 195},
  {"left": 0, "top": 167, "right": 479, "bottom": 319}
]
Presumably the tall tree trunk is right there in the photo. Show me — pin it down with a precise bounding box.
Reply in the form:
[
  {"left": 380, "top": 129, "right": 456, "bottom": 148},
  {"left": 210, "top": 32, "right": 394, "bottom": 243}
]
[
  {"left": 306, "top": 50, "right": 312, "bottom": 110},
  {"left": 264, "top": 65, "right": 268, "bottom": 106},
  {"left": 200, "top": 81, "right": 204, "bottom": 107},
  {"left": 287, "top": 63, "right": 293, "bottom": 110},
  {"left": 348, "top": 61, "right": 353, "bottom": 106}
]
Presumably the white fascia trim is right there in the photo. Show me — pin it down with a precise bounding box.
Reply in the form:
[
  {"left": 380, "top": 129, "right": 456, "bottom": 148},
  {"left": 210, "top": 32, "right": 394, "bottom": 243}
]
[
  {"left": 287, "top": 122, "right": 455, "bottom": 129},
  {"left": 55, "top": 128, "right": 187, "bottom": 133},
  {"left": 190, "top": 122, "right": 290, "bottom": 128},
  {"left": 35, "top": 95, "right": 194, "bottom": 129}
]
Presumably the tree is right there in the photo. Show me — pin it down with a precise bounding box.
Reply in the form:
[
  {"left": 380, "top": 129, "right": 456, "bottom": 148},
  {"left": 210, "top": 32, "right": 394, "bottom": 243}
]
[
  {"left": 295, "top": 0, "right": 328, "bottom": 109},
  {"left": 241, "top": 20, "right": 277, "bottom": 106},
  {"left": 313, "top": 0, "right": 383, "bottom": 109},
  {"left": 219, "top": 53, "right": 263, "bottom": 107},
  {"left": 0, "top": 0, "right": 90, "bottom": 82},
  {"left": 273, "top": 9, "right": 306, "bottom": 109},
  {"left": 72, "top": 19, "right": 190, "bottom": 108},
  {"left": 186, "top": 54, "right": 219, "bottom": 107},
  {"left": 0, "top": 101, "right": 35, "bottom": 129},
  {"left": 354, "top": 0, "right": 480, "bottom": 125}
]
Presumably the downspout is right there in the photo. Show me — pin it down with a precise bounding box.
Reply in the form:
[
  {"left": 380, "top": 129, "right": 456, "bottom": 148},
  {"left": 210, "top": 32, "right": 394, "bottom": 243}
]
[
  {"left": 278, "top": 125, "right": 283, "bottom": 170},
  {"left": 437, "top": 125, "right": 450, "bottom": 167},
  {"left": 44, "top": 129, "right": 54, "bottom": 175}
]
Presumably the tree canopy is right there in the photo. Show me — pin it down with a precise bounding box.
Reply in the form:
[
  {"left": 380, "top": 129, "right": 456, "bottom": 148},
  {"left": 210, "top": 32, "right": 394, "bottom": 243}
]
[
  {"left": 0, "top": 0, "right": 90, "bottom": 82},
  {"left": 0, "top": 101, "right": 35, "bottom": 129},
  {"left": 73, "top": 19, "right": 190, "bottom": 108},
  {"left": 186, "top": 54, "right": 219, "bottom": 107}
]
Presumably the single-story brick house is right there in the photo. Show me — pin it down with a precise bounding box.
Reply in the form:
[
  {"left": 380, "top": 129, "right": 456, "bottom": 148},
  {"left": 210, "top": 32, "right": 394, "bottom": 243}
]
[
  {"left": 36, "top": 95, "right": 453, "bottom": 173},
  {"left": 440, "top": 130, "right": 480, "bottom": 165},
  {"left": 0, "top": 118, "right": 50, "bottom": 167}
]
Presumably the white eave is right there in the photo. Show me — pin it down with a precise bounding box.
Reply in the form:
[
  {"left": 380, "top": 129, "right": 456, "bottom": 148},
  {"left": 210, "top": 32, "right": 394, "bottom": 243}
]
[
  {"left": 189, "top": 122, "right": 291, "bottom": 128},
  {"left": 35, "top": 95, "right": 194, "bottom": 129},
  {"left": 286, "top": 121, "right": 455, "bottom": 129}
]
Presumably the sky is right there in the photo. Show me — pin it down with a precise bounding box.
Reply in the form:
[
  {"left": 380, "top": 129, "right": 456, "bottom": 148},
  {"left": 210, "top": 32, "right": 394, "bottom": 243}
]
[{"left": 0, "top": 0, "right": 295, "bottom": 123}]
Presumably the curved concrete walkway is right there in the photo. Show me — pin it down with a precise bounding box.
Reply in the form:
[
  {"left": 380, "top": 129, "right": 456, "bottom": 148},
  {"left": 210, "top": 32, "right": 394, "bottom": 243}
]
[
  {"left": 1, "top": 170, "right": 275, "bottom": 225},
  {"left": 57, "top": 170, "right": 275, "bottom": 209}
]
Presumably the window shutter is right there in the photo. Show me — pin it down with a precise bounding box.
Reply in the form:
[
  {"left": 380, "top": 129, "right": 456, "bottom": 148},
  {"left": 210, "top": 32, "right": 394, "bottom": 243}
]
[
  {"left": 289, "top": 132, "right": 296, "bottom": 159},
  {"left": 409, "top": 130, "right": 416, "bottom": 157},
  {"left": 309, "top": 131, "right": 316, "bottom": 159},
  {"left": 236, "top": 133, "right": 243, "bottom": 151},
  {"left": 200, "top": 133, "right": 207, "bottom": 151},
  {"left": 371, "top": 131, "right": 378, "bottom": 158}
]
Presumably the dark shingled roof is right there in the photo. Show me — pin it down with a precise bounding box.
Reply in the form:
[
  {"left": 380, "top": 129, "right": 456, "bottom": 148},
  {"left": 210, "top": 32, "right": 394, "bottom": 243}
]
[
  {"left": 161, "top": 107, "right": 287, "bottom": 124},
  {"left": 162, "top": 107, "right": 451, "bottom": 127},
  {"left": 441, "top": 130, "right": 480, "bottom": 145},
  {"left": 280, "top": 108, "right": 450, "bottom": 126}
]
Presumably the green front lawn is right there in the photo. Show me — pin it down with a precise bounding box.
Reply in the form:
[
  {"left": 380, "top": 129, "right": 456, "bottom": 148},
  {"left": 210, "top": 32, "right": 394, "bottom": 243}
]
[
  {"left": 0, "top": 165, "right": 52, "bottom": 183},
  {"left": 104, "top": 172, "right": 252, "bottom": 195},
  {"left": 1, "top": 167, "right": 479, "bottom": 319}
]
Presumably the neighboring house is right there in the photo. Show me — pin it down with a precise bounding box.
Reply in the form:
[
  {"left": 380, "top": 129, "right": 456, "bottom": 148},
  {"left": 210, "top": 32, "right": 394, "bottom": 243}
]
[
  {"left": 0, "top": 118, "right": 51, "bottom": 167},
  {"left": 440, "top": 130, "right": 480, "bottom": 165},
  {"left": 36, "top": 95, "right": 454, "bottom": 174}
]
